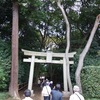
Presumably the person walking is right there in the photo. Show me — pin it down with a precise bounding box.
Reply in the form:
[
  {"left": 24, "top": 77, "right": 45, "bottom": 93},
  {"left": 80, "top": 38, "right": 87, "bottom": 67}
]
[
  {"left": 41, "top": 79, "right": 46, "bottom": 88},
  {"left": 69, "top": 85, "right": 85, "bottom": 100},
  {"left": 49, "top": 81, "right": 53, "bottom": 90},
  {"left": 51, "top": 84, "right": 62, "bottom": 100},
  {"left": 41, "top": 82, "right": 51, "bottom": 100},
  {"left": 37, "top": 78, "right": 41, "bottom": 87}
]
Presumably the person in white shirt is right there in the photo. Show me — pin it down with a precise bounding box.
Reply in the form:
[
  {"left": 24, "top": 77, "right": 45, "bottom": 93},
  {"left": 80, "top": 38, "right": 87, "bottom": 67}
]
[
  {"left": 42, "top": 82, "right": 51, "bottom": 100},
  {"left": 69, "top": 85, "right": 85, "bottom": 100},
  {"left": 22, "top": 89, "right": 33, "bottom": 100},
  {"left": 38, "top": 78, "right": 41, "bottom": 87}
]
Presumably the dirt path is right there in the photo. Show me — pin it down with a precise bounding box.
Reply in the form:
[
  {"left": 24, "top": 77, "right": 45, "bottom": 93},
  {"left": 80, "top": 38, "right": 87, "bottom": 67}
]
[{"left": 20, "top": 85, "right": 69, "bottom": 100}]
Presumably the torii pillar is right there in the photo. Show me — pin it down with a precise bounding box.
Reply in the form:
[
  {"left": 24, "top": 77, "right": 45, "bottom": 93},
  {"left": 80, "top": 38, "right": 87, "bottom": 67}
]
[{"left": 28, "top": 55, "right": 35, "bottom": 94}]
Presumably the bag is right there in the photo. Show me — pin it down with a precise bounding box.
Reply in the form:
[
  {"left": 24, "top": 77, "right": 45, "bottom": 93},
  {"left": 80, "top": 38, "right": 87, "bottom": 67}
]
[{"left": 75, "top": 93, "right": 81, "bottom": 100}]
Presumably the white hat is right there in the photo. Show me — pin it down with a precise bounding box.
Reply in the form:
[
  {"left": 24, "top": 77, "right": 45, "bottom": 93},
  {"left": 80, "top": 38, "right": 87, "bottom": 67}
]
[{"left": 73, "top": 85, "right": 80, "bottom": 92}]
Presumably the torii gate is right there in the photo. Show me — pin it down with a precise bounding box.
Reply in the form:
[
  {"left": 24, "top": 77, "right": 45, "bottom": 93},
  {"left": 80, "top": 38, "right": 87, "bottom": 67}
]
[{"left": 22, "top": 49, "right": 76, "bottom": 94}]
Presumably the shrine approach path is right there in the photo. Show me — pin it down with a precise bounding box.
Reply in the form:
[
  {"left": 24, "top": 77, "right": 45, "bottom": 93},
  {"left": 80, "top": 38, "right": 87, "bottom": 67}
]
[{"left": 19, "top": 85, "right": 69, "bottom": 100}]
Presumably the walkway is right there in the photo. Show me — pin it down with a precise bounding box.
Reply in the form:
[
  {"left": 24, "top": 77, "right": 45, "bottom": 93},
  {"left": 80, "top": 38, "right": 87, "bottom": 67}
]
[{"left": 19, "top": 85, "right": 69, "bottom": 100}]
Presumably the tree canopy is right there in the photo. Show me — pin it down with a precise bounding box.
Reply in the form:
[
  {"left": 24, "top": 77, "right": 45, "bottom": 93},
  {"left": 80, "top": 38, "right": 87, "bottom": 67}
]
[{"left": 0, "top": 0, "right": 100, "bottom": 98}]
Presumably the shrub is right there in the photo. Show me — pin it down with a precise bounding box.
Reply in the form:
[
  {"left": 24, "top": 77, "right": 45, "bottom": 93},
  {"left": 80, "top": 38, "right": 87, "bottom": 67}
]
[
  {"left": 0, "top": 92, "right": 10, "bottom": 100},
  {"left": 0, "top": 39, "right": 11, "bottom": 91},
  {"left": 81, "top": 66, "right": 100, "bottom": 98},
  {"left": 0, "top": 62, "right": 8, "bottom": 90}
]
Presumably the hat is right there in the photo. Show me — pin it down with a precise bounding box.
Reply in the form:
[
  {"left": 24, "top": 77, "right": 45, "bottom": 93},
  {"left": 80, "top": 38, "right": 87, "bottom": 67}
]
[{"left": 73, "top": 85, "right": 80, "bottom": 92}]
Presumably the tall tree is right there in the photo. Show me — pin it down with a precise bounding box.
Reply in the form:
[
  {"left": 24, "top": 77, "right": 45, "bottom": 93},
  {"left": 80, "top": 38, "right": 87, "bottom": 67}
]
[
  {"left": 9, "top": 0, "right": 20, "bottom": 99},
  {"left": 75, "top": 14, "right": 100, "bottom": 93},
  {"left": 57, "top": 0, "right": 73, "bottom": 93}
]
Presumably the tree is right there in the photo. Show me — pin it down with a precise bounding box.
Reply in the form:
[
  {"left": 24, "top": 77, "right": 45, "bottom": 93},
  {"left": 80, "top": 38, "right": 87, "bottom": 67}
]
[
  {"left": 54, "top": 0, "right": 100, "bottom": 94},
  {"left": 57, "top": 0, "right": 73, "bottom": 93},
  {"left": 75, "top": 14, "right": 100, "bottom": 93},
  {"left": 9, "top": 0, "right": 20, "bottom": 99}
]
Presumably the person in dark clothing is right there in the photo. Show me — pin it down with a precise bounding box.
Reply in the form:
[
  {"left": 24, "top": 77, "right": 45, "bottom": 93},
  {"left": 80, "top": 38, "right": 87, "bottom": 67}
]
[
  {"left": 41, "top": 79, "right": 46, "bottom": 88},
  {"left": 51, "top": 84, "right": 62, "bottom": 100}
]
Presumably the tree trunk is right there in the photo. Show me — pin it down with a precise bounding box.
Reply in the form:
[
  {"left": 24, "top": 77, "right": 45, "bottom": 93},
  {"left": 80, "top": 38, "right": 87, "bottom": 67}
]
[
  {"left": 57, "top": 0, "right": 73, "bottom": 93},
  {"left": 9, "top": 0, "right": 20, "bottom": 99},
  {"left": 75, "top": 14, "right": 100, "bottom": 93}
]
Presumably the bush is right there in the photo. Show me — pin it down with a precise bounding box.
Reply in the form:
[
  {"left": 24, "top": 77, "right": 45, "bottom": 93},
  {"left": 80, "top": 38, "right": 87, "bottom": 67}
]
[
  {"left": 0, "top": 63, "right": 8, "bottom": 90},
  {"left": 0, "top": 92, "right": 13, "bottom": 100},
  {"left": 0, "top": 39, "right": 11, "bottom": 91},
  {"left": 81, "top": 66, "right": 100, "bottom": 98},
  {"left": 0, "top": 92, "right": 10, "bottom": 100}
]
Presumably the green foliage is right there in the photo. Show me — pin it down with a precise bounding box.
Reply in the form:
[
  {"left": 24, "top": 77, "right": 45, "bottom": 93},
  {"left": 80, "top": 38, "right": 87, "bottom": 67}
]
[
  {"left": 0, "top": 63, "right": 7, "bottom": 90},
  {"left": 0, "top": 39, "right": 11, "bottom": 91},
  {"left": 0, "top": 0, "right": 12, "bottom": 39},
  {"left": 70, "top": 49, "right": 82, "bottom": 83},
  {"left": 0, "top": 0, "right": 100, "bottom": 94},
  {"left": 81, "top": 66, "right": 100, "bottom": 98},
  {"left": 86, "top": 99, "right": 100, "bottom": 100},
  {"left": 84, "top": 55, "right": 100, "bottom": 66},
  {"left": 18, "top": 60, "right": 30, "bottom": 84},
  {"left": 0, "top": 92, "right": 10, "bottom": 100},
  {"left": 88, "top": 39, "right": 100, "bottom": 55},
  {"left": 71, "top": 49, "right": 100, "bottom": 87}
]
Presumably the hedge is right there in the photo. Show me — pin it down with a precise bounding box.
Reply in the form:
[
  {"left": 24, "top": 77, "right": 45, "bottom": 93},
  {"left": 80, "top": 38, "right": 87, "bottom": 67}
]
[{"left": 81, "top": 66, "right": 100, "bottom": 98}]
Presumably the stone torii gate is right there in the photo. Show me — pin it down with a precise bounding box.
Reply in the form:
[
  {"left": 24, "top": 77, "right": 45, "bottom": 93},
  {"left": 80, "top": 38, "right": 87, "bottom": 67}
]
[{"left": 22, "top": 49, "right": 76, "bottom": 94}]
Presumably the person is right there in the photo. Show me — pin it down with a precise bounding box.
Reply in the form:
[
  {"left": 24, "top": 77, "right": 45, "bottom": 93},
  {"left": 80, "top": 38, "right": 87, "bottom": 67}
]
[
  {"left": 69, "top": 85, "right": 85, "bottom": 100},
  {"left": 38, "top": 78, "right": 41, "bottom": 87},
  {"left": 22, "top": 89, "right": 33, "bottom": 100},
  {"left": 41, "top": 79, "right": 46, "bottom": 88},
  {"left": 41, "top": 82, "right": 51, "bottom": 100},
  {"left": 49, "top": 81, "right": 53, "bottom": 90},
  {"left": 51, "top": 84, "right": 62, "bottom": 100}
]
